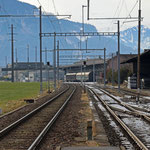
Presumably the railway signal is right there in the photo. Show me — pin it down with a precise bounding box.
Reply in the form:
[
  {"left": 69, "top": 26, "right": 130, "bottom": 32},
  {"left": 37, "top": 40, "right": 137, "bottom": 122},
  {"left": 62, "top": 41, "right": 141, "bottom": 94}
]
[{"left": 83, "top": 61, "right": 86, "bottom": 67}]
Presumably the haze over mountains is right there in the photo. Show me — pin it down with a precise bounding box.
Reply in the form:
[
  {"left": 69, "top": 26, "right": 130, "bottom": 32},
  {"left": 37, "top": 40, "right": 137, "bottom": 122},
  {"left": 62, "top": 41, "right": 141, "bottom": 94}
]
[{"left": 0, "top": 0, "right": 149, "bottom": 66}]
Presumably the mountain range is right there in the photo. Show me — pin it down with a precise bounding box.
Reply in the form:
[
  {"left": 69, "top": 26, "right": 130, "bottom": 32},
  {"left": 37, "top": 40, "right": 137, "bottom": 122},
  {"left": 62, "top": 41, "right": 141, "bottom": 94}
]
[{"left": 0, "top": 0, "right": 149, "bottom": 67}]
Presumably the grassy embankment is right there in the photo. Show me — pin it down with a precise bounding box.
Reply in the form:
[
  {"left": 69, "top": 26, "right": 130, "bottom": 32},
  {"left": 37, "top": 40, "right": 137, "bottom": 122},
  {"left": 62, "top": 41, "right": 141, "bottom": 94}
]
[{"left": 0, "top": 82, "right": 47, "bottom": 115}]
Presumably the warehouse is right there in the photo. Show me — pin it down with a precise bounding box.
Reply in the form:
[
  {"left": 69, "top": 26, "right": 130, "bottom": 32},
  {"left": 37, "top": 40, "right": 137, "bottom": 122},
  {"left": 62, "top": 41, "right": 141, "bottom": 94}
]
[
  {"left": 121, "top": 50, "right": 150, "bottom": 88},
  {"left": 62, "top": 58, "right": 105, "bottom": 82}
]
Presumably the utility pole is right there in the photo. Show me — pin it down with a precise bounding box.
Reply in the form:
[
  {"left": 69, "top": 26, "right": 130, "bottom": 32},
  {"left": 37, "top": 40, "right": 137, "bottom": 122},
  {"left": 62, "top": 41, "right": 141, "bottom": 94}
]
[
  {"left": 53, "top": 32, "right": 56, "bottom": 90},
  {"left": 87, "top": 0, "right": 90, "bottom": 20},
  {"left": 86, "top": 1, "right": 140, "bottom": 90},
  {"left": 93, "top": 60, "right": 95, "bottom": 82},
  {"left": 82, "top": 5, "right": 87, "bottom": 32},
  {"left": 39, "top": 6, "right": 43, "bottom": 93},
  {"left": 5, "top": 56, "right": 7, "bottom": 68},
  {"left": 117, "top": 20, "right": 120, "bottom": 92},
  {"left": 45, "top": 47, "right": 47, "bottom": 89},
  {"left": 27, "top": 45, "right": 29, "bottom": 63},
  {"left": 27, "top": 44, "right": 29, "bottom": 82},
  {"left": 57, "top": 41, "right": 60, "bottom": 88},
  {"left": 47, "top": 62, "right": 50, "bottom": 93},
  {"left": 83, "top": 61, "right": 86, "bottom": 93},
  {"left": 112, "top": 53, "right": 114, "bottom": 86},
  {"left": 80, "top": 29, "right": 83, "bottom": 85},
  {"left": 137, "top": 0, "right": 141, "bottom": 101},
  {"left": 104, "top": 48, "right": 106, "bottom": 88},
  {"left": 15, "top": 48, "right": 18, "bottom": 82},
  {"left": 11, "top": 24, "right": 14, "bottom": 82},
  {"left": 86, "top": 38, "right": 88, "bottom": 52},
  {"left": 35, "top": 46, "right": 37, "bottom": 82},
  {"left": 45, "top": 48, "right": 47, "bottom": 65}
]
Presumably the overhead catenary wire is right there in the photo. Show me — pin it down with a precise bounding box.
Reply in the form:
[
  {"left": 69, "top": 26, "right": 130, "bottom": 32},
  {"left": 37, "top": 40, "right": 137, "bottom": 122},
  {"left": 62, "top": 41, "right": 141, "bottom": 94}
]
[
  {"left": 95, "top": 0, "right": 123, "bottom": 54},
  {"left": 36, "top": 0, "right": 69, "bottom": 49},
  {"left": 121, "top": 0, "right": 139, "bottom": 28},
  {"left": 51, "top": 0, "right": 70, "bottom": 49},
  {"left": 116, "top": 0, "right": 124, "bottom": 18},
  {"left": 0, "top": 4, "right": 17, "bottom": 66},
  {"left": 0, "top": 0, "right": 40, "bottom": 65},
  {"left": 103, "top": 0, "right": 140, "bottom": 51}
]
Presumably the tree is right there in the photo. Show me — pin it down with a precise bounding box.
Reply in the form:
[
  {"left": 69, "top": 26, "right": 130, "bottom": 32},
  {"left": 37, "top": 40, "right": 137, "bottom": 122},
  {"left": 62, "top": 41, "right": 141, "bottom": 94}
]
[{"left": 106, "top": 67, "right": 132, "bottom": 84}]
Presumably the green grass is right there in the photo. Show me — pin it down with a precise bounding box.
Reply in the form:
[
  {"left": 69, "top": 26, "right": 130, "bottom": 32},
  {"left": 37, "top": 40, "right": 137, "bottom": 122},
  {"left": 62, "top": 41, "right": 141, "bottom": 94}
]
[{"left": 0, "top": 82, "right": 47, "bottom": 114}]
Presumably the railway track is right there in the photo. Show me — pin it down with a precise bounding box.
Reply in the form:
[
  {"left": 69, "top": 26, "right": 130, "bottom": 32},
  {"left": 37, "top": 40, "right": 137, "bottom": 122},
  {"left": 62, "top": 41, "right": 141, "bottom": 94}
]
[
  {"left": 98, "top": 88, "right": 150, "bottom": 118},
  {"left": 92, "top": 84, "right": 150, "bottom": 115},
  {"left": 0, "top": 85, "right": 67, "bottom": 131},
  {"left": 104, "top": 85, "right": 150, "bottom": 100},
  {"left": 0, "top": 84, "right": 76, "bottom": 150},
  {"left": 87, "top": 85, "right": 150, "bottom": 150}
]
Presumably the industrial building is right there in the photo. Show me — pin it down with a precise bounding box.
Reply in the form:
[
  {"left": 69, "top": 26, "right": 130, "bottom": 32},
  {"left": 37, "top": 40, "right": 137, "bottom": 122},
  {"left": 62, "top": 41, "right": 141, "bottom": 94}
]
[
  {"left": 2, "top": 62, "right": 64, "bottom": 82},
  {"left": 107, "top": 54, "right": 137, "bottom": 72},
  {"left": 122, "top": 50, "right": 150, "bottom": 88},
  {"left": 62, "top": 58, "right": 106, "bottom": 82}
]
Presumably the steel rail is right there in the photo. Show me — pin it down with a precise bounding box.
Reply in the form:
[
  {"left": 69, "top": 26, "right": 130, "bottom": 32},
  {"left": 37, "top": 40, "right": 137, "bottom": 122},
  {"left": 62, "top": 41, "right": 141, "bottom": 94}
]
[
  {"left": 89, "top": 88, "right": 148, "bottom": 150},
  {"left": 99, "top": 88, "right": 150, "bottom": 121},
  {"left": 126, "top": 104, "right": 150, "bottom": 113},
  {"left": 0, "top": 105, "right": 27, "bottom": 119},
  {"left": 110, "top": 86, "right": 147, "bottom": 97},
  {"left": 0, "top": 89, "right": 62, "bottom": 119},
  {"left": 97, "top": 87, "right": 150, "bottom": 127},
  {"left": 120, "top": 88, "right": 141, "bottom": 96},
  {"left": 105, "top": 87, "right": 150, "bottom": 113},
  {"left": 28, "top": 85, "right": 76, "bottom": 150},
  {"left": 93, "top": 85, "right": 150, "bottom": 122},
  {"left": 0, "top": 85, "right": 70, "bottom": 138},
  {"left": 109, "top": 105, "right": 140, "bottom": 117},
  {"left": 0, "top": 86, "right": 67, "bottom": 120}
]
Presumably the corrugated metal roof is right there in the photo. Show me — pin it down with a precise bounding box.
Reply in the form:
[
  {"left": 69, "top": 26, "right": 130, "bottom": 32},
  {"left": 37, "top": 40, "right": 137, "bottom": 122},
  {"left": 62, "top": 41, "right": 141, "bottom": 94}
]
[{"left": 121, "top": 50, "right": 150, "bottom": 64}]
